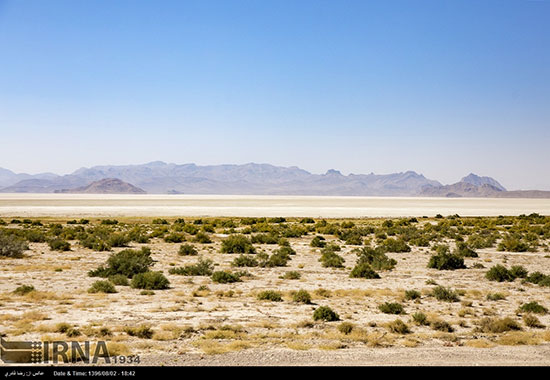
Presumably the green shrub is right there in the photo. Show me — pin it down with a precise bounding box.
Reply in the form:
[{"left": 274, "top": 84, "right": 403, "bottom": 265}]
[
  {"left": 523, "top": 271, "right": 550, "bottom": 287},
  {"left": 387, "top": 319, "right": 410, "bottom": 334},
  {"left": 124, "top": 325, "right": 153, "bottom": 339},
  {"left": 523, "top": 314, "right": 544, "bottom": 328},
  {"left": 108, "top": 274, "right": 130, "bottom": 286},
  {"left": 169, "top": 257, "right": 214, "bottom": 276},
  {"left": 349, "top": 262, "right": 380, "bottom": 279},
  {"left": 313, "top": 306, "right": 340, "bottom": 322},
  {"left": 432, "top": 286, "right": 460, "bottom": 302},
  {"left": 319, "top": 248, "right": 345, "bottom": 268},
  {"left": 182, "top": 224, "right": 199, "bottom": 235},
  {"left": 194, "top": 232, "right": 212, "bottom": 244},
  {"left": 381, "top": 238, "right": 411, "bottom": 253},
  {"left": 498, "top": 237, "right": 529, "bottom": 252},
  {"left": 378, "top": 302, "right": 405, "bottom": 315},
  {"left": 79, "top": 234, "right": 111, "bottom": 252},
  {"left": 25, "top": 230, "right": 46, "bottom": 243},
  {"left": 509, "top": 265, "right": 529, "bottom": 279},
  {"left": 485, "top": 265, "right": 515, "bottom": 282},
  {"left": 486, "top": 293, "right": 506, "bottom": 301},
  {"left": 107, "top": 233, "right": 130, "bottom": 247},
  {"left": 257, "top": 290, "right": 283, "bottom": 302},
  {"left": 344, "top": 233, "right": 363, "bottom": 246},
  {"left": 101, "top": 219, "right": 118, "bottom": 225},
  {"left": 454, "top": 242, "right": 478, "bottom": 258},
  {"left": 13, "top": 285, "right": 35, "bottom": 295},
  {"left": 89, "top": 247, "right": 154, "bottom": 278},
  {"left": 338, "top": 322, "right": 354, "bottom": 335},
  {"left": 292, "top": 290, "right": 312, "bottom": 304},
  {"left": 354, "top": 246, "right": 396, "bottom": 271},
  {"left": 164, "top": 232, "right": 186, "bottom": 243},
  {"left": 152, "top": 218, "right": 168, "bottom": 225},
  {"left": 88, "top": 280, "right": 117, "bottom": 294},
  {"left": 310, "top": 236, "right": 326, "bottom": 248},
  {"left": 404, "top": 290, "right": 421, "bottom": 301},
  {"left": 178, "top": 243, "right": 198, "bottom": 256},
  {"left": 211, "top": 271, "right": 241, "bottom": 284},
  {"left": 250, "top": 232, "right": 280, "bottom": 245},
  {"left": 48, "top": 239, "right": 71, "bottom": 252},
  {"left": 276, "top": 245, "right": 296, "bottom": 256},
  {"left": 221, "top": 235, "right": 256, "bottom": 254},
  {"left": 257, "top": 251, "right": 291, "bottom": 268},
  {"left": 412, "top": 312, "right": 429, "bottom": 326},
  {"left": 231, "top": 254, "right": 258, "bottom": 267},
  {"left": 0, "top": 232, "right": 28, "bottom": 258},
  {"left": 518, "top": 302, "right": 548, "bottom": 315},
  {"left": 477, "top": 317, "right": 521, "bottom": 333},
  {"left": 131, "top": 271, "right": 170, "bottom": 290},
  {"left": 281, "top": 271, "right": 301, "bottom": 280},
  {"left": 430, "top": 320, "right": 454, "bottom": 332},
  {"left": 427, "top": 253, "right": 465, "bottom": 270}
]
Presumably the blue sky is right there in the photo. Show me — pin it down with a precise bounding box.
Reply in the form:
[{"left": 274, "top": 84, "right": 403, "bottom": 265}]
[{"left": 0, "top": 0, "right": 549, "bottom": 190}]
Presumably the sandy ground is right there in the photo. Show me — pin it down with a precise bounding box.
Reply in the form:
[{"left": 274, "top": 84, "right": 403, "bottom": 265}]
[
  {"left": 144, "top": 345, "right": 550, "bottom": 366},
  {"left": 1, "top": 223, "right": 550, "bottom": 366},
  {"left": 1, "top": 194, "right": 550, "bottom": 217}
]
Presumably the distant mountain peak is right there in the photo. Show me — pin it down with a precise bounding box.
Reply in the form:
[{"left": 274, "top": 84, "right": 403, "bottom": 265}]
[
  {"left": 325, "top": 169, "right": 343, "bottom": 176},
  {"left": 55, "top": 178, "right": 146, "bottom": 194},
  {"left": 2, "top": 163, "right": 530, "bottom": 197},
  {"left": 460, "top": 173, "right": 506, "bottom": 191}
]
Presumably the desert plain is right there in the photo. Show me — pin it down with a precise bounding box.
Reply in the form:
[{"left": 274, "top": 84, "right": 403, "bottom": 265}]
[{"left": 1, "top": 195, "right": 550, "bottom": 366}]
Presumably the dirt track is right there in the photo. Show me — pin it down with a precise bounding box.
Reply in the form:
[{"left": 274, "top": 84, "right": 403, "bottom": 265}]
[{"left": 139, "top": 345, "right": 550, "bottom": 366}]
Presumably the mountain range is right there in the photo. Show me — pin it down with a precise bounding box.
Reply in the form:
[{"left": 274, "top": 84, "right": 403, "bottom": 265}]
[{"left": 0, "top": 162, "right": 548, "bottom": 198}]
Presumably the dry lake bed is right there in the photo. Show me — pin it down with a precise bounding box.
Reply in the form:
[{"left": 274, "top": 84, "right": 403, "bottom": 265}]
[{"left": 2, "top": 194, "right": 550, "bottom": 218}]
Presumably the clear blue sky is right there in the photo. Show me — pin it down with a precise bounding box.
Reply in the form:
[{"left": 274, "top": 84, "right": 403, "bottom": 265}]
[{"left": 0, "top": 0, "right": 549, "bottom": 190}]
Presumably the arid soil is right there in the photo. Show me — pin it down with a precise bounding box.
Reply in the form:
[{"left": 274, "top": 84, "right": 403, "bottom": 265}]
[{"left": 1, "top": 215, "right": 550, "bottom": 366}]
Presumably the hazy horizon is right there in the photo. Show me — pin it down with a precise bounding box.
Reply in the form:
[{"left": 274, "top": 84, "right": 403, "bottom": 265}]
[
  {"left": 1, "top": 0, "right": 549, "bottom": 190},
  {"left": 0, "top": 159, "right": 524, "bottom": 190}
]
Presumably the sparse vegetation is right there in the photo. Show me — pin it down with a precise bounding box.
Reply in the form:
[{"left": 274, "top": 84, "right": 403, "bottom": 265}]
[
  {"left": 0, "top": 231, "right": 28, "bottom": 258},
  {"left": 257, "top": 290, "right": 283, "bottom": 302},
  {"left": 89, "top": 247, "right": 154, "bottom": 278},
  {"left": 131, "top": 271, "right": 170, "bottom": 290},
  {"left": 432, "top": 286, "right": 460, "bottom": 302},
  {"left": 178, "top": 243, "right": 198, "bottom": 256},
  {"left": 124, "top": 325, "right": 153, "bottom": 339},
  {"left": 518, "top": 302, "right": 548, "bottom": 315},
  {"left": 292, "top": 290, "right": 312, "bottom": 304},
  {"left": 387, "top": 319, "right": 410, "bottom": 334},
  {"left": 169, "top": 257, "right": 214, "bottom": 276},
  {"left": 378, "top": 302, "right": 405, "bottom": 315},
  {"left": 4, "top": 213, "right": 550, "bottom": 361},
  {"left": 221, "top": 235, "right": 256, "bottom": 254},
  {"left": 13, "top": 285, "right": 35, "bottom": 295},
  {"left": 427, "top": 252, "right": 465, "bottom": 270},
  {"left": 313, "top": 306, "right": 340, "bottom": 322},
  {"left": 211, "top": 271, "right": 241, "bottom": 284},
  {"left": 88, "top": 280, "right": 117, "bottom": 294}
]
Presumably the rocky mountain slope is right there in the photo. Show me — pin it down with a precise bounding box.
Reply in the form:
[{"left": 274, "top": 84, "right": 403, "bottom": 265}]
[
  {"left": 54, "top": 178, "right": 146, "bottom": 194},
  {"left": 1, "top": 162, "right": 549, "bottom": 197},
  {"left": 0, "top": 162, "right": 441, "bottom": 196}
]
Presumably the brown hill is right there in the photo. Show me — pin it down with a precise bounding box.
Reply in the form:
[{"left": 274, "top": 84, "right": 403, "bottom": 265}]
[
  {"left": 419, "top": 182, "right": 550, "bottom": 198},
  {"left": 54, "top": 178, "right": 146, "bottom": 194},
  {"left": 419, "top": 182, "right": 503, "bottom": 197}
]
